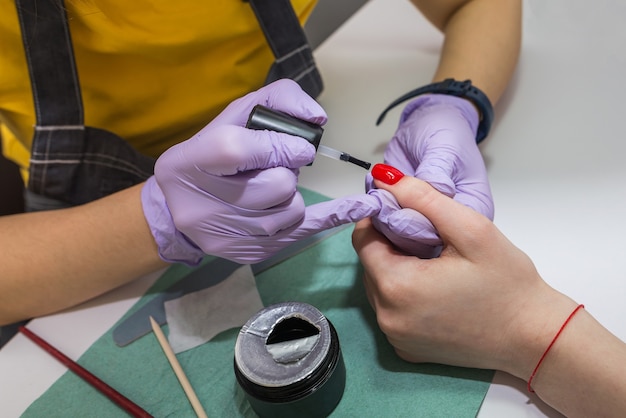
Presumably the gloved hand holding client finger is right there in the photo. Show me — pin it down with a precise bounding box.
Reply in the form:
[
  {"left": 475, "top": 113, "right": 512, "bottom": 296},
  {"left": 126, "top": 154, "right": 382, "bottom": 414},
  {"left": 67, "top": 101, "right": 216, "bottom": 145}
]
[{"left": 367, "top": 88, "right": 495, "bottom": 259}]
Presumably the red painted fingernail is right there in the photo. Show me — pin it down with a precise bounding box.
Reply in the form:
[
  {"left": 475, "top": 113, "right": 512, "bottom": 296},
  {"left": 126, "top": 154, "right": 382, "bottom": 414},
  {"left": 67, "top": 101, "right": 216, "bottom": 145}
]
[{"left": 371, "top": 164, "right": 404, "bottom": 185}]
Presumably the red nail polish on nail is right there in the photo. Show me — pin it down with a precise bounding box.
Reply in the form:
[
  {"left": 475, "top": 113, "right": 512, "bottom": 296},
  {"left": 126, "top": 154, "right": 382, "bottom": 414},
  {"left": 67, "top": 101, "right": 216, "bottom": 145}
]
[{"left": 371, "top": 164, "right": 404, "bottom": 185}]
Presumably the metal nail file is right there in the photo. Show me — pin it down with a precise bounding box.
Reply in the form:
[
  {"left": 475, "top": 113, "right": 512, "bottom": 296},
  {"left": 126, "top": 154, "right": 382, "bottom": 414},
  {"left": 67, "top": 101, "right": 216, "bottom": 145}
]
[{"left": 246, "top": 105, "right": 371, "bottom": 170}]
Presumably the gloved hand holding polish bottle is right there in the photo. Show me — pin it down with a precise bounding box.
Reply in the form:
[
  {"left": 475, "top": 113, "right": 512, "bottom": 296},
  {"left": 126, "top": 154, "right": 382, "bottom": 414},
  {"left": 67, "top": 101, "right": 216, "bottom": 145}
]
[{"left": 141, "top": 79, "right": 382, "bottom": 265}]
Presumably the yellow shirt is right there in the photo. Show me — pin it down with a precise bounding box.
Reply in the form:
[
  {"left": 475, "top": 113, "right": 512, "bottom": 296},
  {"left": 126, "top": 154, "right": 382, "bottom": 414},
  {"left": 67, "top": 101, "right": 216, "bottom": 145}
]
[{"left": 0, "top": 0, "right": 316, "bottom": 180}]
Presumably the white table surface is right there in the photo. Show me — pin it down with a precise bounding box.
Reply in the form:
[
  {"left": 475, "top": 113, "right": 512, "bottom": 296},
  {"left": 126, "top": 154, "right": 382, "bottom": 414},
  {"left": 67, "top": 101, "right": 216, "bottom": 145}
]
[{"left": 2, "top": 0, "right": 625, "bottom": 417}]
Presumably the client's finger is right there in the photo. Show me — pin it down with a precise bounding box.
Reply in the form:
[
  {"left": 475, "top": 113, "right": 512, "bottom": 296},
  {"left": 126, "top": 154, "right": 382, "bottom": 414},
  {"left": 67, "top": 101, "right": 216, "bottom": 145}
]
[{"left": 371, "top": 163, "right": 493, "bottom": 252}]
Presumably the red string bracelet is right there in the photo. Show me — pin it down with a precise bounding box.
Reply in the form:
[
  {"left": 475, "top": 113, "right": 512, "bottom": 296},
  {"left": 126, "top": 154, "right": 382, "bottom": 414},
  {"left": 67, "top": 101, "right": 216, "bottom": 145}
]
[{"left": 527, "top": 304, "right": 585, "bottom": 393}]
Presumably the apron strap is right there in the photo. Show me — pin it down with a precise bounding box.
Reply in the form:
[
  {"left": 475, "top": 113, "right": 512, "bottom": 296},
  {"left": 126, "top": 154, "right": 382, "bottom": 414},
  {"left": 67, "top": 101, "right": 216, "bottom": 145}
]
[
  {"left": 15, "top": 0, "right": 83, "bottom": 127},
  {"left": 15, "top": 0, "right": 155, "bottom": 209},
  {"left": 248, "top": 0, "right": 324, "bottom": 98}
]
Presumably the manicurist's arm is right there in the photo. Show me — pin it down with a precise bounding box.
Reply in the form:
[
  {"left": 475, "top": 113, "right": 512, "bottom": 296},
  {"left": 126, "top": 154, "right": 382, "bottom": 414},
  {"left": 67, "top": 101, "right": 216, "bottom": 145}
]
[
  {"left": 0, "top": 184, "right": 166, "bottom": 325},
  {"left": 368, "top": 0, "right": 522, "bottom": 258},
  {"left": 413, "top": 0, "right": 521, "bottom": 103}
]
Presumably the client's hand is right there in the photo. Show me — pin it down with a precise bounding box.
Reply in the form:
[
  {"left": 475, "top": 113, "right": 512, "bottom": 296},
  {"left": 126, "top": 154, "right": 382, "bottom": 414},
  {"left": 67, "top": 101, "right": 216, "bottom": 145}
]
[{"left": 354, "top": 164, "right": 576, "bottom": 377}]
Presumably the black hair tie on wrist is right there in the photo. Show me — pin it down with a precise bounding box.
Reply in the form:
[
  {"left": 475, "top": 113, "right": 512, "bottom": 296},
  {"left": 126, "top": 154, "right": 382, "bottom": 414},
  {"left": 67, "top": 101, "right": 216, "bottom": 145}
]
[{"left": 376, "top": 78, "right": 494, "bottom": 143}]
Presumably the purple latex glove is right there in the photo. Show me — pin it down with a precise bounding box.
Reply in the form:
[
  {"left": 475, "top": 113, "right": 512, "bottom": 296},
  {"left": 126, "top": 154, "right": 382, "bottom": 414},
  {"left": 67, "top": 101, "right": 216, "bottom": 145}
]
[
  {"left": 142, "top": 79, "right": 381, "bottom": 265},
  {"left": 367, "top": 94, "right": 494, "bottom": 258}
]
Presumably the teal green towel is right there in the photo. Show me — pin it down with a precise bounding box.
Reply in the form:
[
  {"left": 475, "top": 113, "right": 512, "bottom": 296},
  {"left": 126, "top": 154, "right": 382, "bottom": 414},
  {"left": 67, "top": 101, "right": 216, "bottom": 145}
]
[{"left": 23, "top": 188, "right": 493, "bottom": 417}]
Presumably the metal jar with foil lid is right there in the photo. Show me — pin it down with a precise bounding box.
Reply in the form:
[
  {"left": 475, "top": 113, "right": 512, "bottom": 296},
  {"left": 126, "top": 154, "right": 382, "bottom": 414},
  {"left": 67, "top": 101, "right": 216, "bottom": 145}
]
[{"left": 234, "top": 302, "right": 346, "bottom": 417}]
